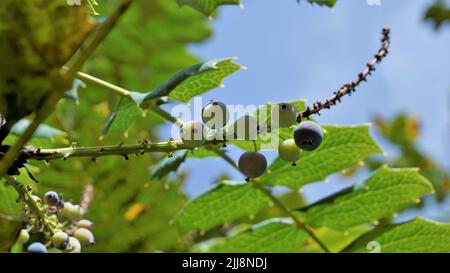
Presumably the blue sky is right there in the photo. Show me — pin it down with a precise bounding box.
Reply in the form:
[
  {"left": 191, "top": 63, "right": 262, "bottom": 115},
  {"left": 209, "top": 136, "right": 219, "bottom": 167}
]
[{"left": 161, "top": 0, "right": 450, "bottom": 216}]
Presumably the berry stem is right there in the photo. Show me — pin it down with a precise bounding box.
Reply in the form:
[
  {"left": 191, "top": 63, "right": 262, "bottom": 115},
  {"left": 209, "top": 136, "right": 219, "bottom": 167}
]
[
  {"left": 212, "top": 149, "right": 330, "bottom": 253},
  {"left": 297, "top": 27, "right": 391, "bottom": 122},
  {"left": 76, "top": 71, "right": 132, "bottom": 99}
]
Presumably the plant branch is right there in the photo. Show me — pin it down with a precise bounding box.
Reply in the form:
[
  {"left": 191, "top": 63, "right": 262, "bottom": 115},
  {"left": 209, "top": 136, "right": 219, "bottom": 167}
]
[
  {"left": 212, "top": 149, "right": 330, "bottom": 253},
  {"left": 3, "top": 175, "right": 58, "bottom": 235},
  {"left": 64, "top": 0, "right": 133, "bottom": 78},
  {"left": 27, "top": 140, "right": 189, "bottom": 161},
  {"left": 76, "top": 71, "right": 131, "bottom": 98},
  {"left": 297, "top": 27, "right": 391, "bottom": 121}
]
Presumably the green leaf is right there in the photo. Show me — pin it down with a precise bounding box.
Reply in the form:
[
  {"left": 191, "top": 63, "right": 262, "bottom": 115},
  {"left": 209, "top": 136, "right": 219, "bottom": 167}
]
[
  {"left": 175, "top": 180, "right": 271, "bottom": 233},
  {"left": 150, "top": 150, "right": 188, "bottom": 179},
  {"left": 176, "top": 0, "right": 241, "bottom": 16},
  {"left": 261, "top": 125, "right": 382, "bottom": 188},
  {"left": 168, "top": 58, "right": 242, "bottom": 102},
  {"left": 424, "top": 0, "right": 450, "bottom": 30},
  {"left": 347, "top": 217, "right": 450, "bottom": 253},
  {"left": 11, "top": 119, "right": 66, "bottom": 138},
  {"left": 103, "top": 98, "right": 143, "bottom": 134},
  {"left": 304, "top": 0, "right": 337, "bottom": 8},
  {"left": 0, "top": 182, "right": 20, "bottom": 215},
  {"left": 211, "top": 218, "right": 309, "bottom": 253},
  {"left": 300, "top": 166, "right": 434, "bottom": 230},
  {"left": 187, "top": 146, "right": 220, "bottom": 159}
]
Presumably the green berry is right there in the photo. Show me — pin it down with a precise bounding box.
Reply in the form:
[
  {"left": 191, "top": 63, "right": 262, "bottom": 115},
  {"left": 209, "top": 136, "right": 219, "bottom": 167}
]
[
  {"left": 180, "top": 120, "right": 206, "bottom": 148},
  {"left": 17, "top": 229, "right": 30, "bottom": 245},
  {"left": 272, "top": 103, "right": 297, "bottom": 128},
  {"left": 62, "top": 202, "right": 83, "bottom": 220},
  {"left": 27, "top": 242, "right": 47, "bottom": 253},
  {"left": 293, "top": 121, "right": 323, "bottom": 151},
  {"left": 74, "top": 228, "right": 95, "bottom": 246},
  {"left": 52, "top": 231, "right": 69, "bottom": 250},
  {"left": 202, "top": 101, "right": 229, "bottom": 129},
  {"left": 76, "top": 219, "right": 94, "bottom": 230},
  {"left": 238, "top": 152, "right": 267, "bottom": 179},
  {"left": 234, "top": 115, "right": 258, "bottom": 140},
  {"left": 278, "top": 139, "right": 301, "bottom": 164},
  {"left": 63, "top": 237, "right": 81, "bottom": 253},
  {"left": 43, "top": 191, "right": 59, "bottom": 206}
]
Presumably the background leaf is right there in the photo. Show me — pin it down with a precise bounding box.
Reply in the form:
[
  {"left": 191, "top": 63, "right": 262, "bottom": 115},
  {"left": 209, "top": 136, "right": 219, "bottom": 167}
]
[
  {"left": 347, "top": 217, "right": 450, "bottom": 253},
  {"left": 176, "top": 0, "right": 241, "bottom": 16},
  {"left": 299, "top": 167, "right": 434, "bottom": 230},
  {"left": 211, "top": 218, "right": 309, "bottom": 253},
  {"left": 175, "top": 181, "right": 271, "bottom": 233}
]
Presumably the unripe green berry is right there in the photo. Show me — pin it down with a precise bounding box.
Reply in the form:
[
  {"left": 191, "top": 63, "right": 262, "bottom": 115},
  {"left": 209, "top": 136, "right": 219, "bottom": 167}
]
[
  {"left": 272, "top": 103, "right": 297, "bottom": 128},
  {"left": 180, "top": 120, "right": 206, "bottom": 148},
  {"left": 202, "top": 101, "right": 229, "bottom": 129},
  {"left": 62, "top": 202, "right": 83, "bottom": 220},
  {"left": 52, "top": 231, "right": 69, "bottom": 250},
  {"left": 238, "top": 152, "right": 267, "bottom": 179},
  {"left": 74, "top": 228, "right": 95, "bottom": 246},
  {"left": 278, "top": 139, "right": 301, "bottom": 163},
  {"left": 63, "top": 237, "right": 81, "bottom": 253},
  {"left": 17, "top": 229, "right": 30, "bottom": 245},
  {"left": 76, "top": 219, "right": 94, "bottom": 230}
]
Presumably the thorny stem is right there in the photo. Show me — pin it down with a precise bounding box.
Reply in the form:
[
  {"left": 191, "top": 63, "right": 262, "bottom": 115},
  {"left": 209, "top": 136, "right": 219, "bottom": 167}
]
[
  {"left": 212, "top": 149, "right": 330, "bottom": 253},
  {"left": 297, "top": 27, "right": 391, "bottom": 121},
  {"left": 3, "top": 176, "right": 58, "bottom": 235},
  {"left": 28, "top": 140, "right": 190, "bottom": 161}
]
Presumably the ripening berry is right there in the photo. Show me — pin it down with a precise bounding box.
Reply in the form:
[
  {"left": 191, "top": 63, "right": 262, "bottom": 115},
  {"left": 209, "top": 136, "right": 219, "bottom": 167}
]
[
  {"left": 272, "top": 103, "right": 297, "bottom": 128},
  {"left": 278, "top": 139, "right": 301, "bottom": 164},
  {"left": 202, "top": 101, "right": 229, "bottom": 129},
  {"left": 17, "top": 229, "right": 30, "bottom": 245},
  {"left": 74, "top": 228, "right": 95, "bottom": 246},
  {"left": 27, "top": 242, "right": 47, "bottom": 253},
  {"left": 64, "top": 237, "right": 81, "bottom": 253},
  {"left": 293, "top": 121, "right": 323, "bottom": 151},
  {"left": 234, "top": 115, "right": 258, "bottom": 140},
  {"left": 180, "top": 120, "right": 206, "bottom": 148},
  {"left": 76, "top": 219, "right": 94, "bottom": 230},
  {"left": 52, "top": 231, "right": 69, "bottom": 250},
  {"left": 43, "top": 191, "right": 59, "bottom": 206},
  {"left": 238, "top": 152, "right": 267, "bottom": 179}
]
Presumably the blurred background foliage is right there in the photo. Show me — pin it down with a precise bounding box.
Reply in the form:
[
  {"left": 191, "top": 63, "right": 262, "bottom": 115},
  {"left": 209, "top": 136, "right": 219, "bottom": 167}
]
[{"left": 1, "top": 0, "right": 449, "bottom": 252}]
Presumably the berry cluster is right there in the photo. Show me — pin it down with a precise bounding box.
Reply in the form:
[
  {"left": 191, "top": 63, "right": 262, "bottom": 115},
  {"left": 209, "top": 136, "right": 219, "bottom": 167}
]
[
  {"left": 180, "top": 101, "right": 323, "bottom": 181},
  {"left": 14, "top": 189, "right": 95, "bottom": 253}
]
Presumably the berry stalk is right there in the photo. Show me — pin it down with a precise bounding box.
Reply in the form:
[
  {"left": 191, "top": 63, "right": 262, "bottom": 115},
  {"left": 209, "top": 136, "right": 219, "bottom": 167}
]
[{"left": 297, "top": 27, "right": 391, "bottom": 121}]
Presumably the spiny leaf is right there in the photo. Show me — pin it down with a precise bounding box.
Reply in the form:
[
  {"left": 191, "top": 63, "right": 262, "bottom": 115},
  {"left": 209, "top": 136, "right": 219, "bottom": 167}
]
[
  {"left": 176, "top": 0, "right": 241, "bottom": 16},
  {"left": 299, "top": 166, "right": 434, "bottom": 230},
  {"left": 11, "top": 119, "right": 66, "bottom": 138},
  {"left": 346, "top": 217, "right": 450, "bottom": 253},
  {"left": 211, "top": 218, "right": 309, "bottom": 253},
  {"left": 150, "top": 150, "right": 188, "bottom": 179},
  {"left": 175, "top": 180, "right": 271, "bottom": 233},
  {"left": 261, "top": 125, "right": 382, "bottom": 188}
]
